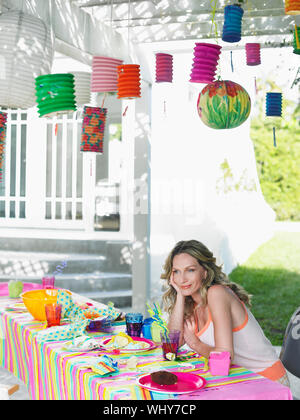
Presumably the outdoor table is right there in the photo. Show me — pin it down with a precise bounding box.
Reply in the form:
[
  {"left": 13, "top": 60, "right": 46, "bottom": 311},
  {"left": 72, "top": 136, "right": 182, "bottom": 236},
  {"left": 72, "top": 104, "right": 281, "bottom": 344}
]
[{"left": 0, "top": 288, "right": 292, "bottom": 400}]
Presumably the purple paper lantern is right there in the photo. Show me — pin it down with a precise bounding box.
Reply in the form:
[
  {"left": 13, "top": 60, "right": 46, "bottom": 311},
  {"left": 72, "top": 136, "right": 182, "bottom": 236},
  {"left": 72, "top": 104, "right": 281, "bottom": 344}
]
[
  {"left": 245, "top": 43, "right": 261, "bottom": 66},
  {"left": 190, "top": 43, "right": 222, "bottom": 84},
  {"left": 155, "top": 53, "right": 173, "bottom": 83}
]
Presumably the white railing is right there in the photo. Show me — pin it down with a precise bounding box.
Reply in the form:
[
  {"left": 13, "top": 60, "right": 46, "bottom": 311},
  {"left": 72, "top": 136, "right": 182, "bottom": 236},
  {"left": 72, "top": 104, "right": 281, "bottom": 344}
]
[{"left": 0, "top": 105, "right": 131, "bottom": 238}]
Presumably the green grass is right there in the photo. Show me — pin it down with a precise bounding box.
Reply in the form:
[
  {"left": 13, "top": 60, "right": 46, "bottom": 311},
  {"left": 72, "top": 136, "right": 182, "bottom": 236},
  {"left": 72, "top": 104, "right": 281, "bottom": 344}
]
[{"left": 229, "top": 232, "right": 300, "bottom": 346}]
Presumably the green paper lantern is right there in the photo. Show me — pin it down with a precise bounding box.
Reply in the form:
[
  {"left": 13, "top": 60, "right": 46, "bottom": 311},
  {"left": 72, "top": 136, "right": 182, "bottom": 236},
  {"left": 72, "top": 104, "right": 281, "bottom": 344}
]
[
  {"left": 197, "top": 80, "right": 251, "bottom": 129},
  {"left": 293, "top": 26, "right": 300, "bottom": 55},
  {"left": 35, "top": 73, "right": 77, "bottom": 118}
]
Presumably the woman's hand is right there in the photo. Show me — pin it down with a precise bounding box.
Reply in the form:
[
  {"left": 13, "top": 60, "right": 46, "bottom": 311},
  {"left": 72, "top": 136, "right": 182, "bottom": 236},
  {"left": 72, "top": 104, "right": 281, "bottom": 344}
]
[
  {"left": 169, "top": 272, "right": 183, "bottom": 296},
  {"left": 183, "top": 317, "right": 200, "bottom": 351}
]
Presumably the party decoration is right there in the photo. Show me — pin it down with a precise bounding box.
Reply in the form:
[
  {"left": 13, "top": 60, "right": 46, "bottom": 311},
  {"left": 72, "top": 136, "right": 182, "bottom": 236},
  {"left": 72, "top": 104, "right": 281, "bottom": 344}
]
[
  {"left": 245, "top": 43, "right": 261, "bottom": 66},
  {"left": 266, "top": 92, "right": 282, "bottom": 147},
  {"left": 190, "top": 43, "right": 222, "bottom": 84},
  {"left": 57, "top": 289, "right": 120, "bottom": 321},
  {"left": 36, "top": 318, "right": 89, "bottom": 343},
  {"left": 91, "top": 56, "right": 123, "bottom": 93},
  {"left": 0, "top": 111, "right": 7, "bottom": 182},
  {"left": 117, "top": 64, "right": 141, "bottom": 99},
  {"left": 222, "top": 4, "right": 244, "bottom": 43},
  {"left": 71, "top": 72, "right": 91, "bottom": 106},
  {"left": 155, "top": 53, "right": 173, "bottom": 83},
  {"left": 80, "top": 106, "right": 107, "bottom": 153},
  {"left": 35, "top": 73, "right": 76, "bottom": 118},
  {"left": 146, "top": 302, "right": 169, "bottom": 339},
  {"left": 197, "top": 80, "right": 251, "bottom": 129},
  {"left": 0, "top": 11, "right": 54, "bottom": 109},
  {"left": 285, "top": 0, "right": 300, "bottom": 14},
  {"left": 266, "top": 92, "right": 282, "bottom": 117},
  {"left": 293, "top": 26, "right": 300, "bottom": 54},
  {"left": 88, "top": 356, "right": 118, "bottom": 376}
]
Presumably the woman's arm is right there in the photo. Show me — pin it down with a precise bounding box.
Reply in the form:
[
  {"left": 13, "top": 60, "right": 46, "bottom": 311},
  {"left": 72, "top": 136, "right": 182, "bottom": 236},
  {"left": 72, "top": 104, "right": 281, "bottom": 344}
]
[
  {"left": 167, "top": 274, "right": 186, "bottom": 346},
  {"left": 183, "top": 285, "right": 234, "bottom": 359}
]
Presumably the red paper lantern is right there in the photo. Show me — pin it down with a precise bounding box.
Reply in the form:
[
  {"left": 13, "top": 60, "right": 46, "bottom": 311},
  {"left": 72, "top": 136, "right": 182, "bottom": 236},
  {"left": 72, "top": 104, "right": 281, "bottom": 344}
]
[{"left": 117, "top": 64, "right": 141, "bottom": 99}]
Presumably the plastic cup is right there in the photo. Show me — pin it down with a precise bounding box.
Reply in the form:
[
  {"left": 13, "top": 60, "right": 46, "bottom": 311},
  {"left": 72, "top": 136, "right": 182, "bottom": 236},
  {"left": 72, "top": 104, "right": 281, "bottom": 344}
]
[
  {"left": 45, "top": 303, "right": 62, "bottom": 328},
  {"left": 125, "top": 312, "right": 143, "bottom": 337},
  {"left": 42, "top": 276, "right": 55, "bottom": 289},
  {"left": 161, "top": 330, "right": 180, "bottom": 360}
]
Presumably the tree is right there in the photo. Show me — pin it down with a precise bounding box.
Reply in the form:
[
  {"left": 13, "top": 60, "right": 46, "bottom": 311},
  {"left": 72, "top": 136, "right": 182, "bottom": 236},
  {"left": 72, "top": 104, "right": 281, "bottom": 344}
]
[{"left": 250, "top": 78, "right": 300, "bottom": 220}]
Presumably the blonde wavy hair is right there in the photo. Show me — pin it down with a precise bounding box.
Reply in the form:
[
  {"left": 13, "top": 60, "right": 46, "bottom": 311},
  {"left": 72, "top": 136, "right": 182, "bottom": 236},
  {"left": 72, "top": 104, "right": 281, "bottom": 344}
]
[{"left": 161, "top": 240, "right": 252, "bottom": 319}]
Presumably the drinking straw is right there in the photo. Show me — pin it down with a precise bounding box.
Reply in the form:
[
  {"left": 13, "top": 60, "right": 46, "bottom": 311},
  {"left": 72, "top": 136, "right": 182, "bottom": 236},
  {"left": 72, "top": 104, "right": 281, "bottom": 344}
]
[{"left": 146, "top": 302, "right": 169, "bottom": 339}]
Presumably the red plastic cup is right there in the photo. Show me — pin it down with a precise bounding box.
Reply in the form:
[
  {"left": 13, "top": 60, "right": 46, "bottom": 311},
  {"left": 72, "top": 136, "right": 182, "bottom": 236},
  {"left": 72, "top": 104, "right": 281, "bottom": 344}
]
[
  {"left": 45, "top": 303, "right": 62, "bottom": 327},
  {"left": 161, "top": 330, "right": 180, "bottom": 360}
]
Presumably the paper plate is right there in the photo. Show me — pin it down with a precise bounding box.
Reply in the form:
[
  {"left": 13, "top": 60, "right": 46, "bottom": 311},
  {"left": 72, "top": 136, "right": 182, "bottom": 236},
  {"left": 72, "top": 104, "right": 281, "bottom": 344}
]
[
  {"left": 101, "top": 337, "right": 156, "bottom": 353},
  {"left": 62, "top": 339, "right": 103, "bottom": 352},
  {"left": 137, "top": 372, "right": 206, "bottom": 394}
]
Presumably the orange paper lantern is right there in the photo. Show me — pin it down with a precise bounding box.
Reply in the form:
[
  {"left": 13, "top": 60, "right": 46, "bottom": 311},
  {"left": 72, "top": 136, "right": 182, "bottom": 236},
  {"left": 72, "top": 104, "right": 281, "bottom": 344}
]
[
  {"left": 285, "top": 0, "right": 300, "bottom": 14},
  {"left": 117, "top": 64, "right": 141, "bottom": 99}
]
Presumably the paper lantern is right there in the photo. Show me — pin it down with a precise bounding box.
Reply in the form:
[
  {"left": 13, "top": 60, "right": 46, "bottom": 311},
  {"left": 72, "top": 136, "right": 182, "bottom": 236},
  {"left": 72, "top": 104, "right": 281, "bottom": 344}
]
[
  {"left": 117, "top": 64, "right": 141, "bottom": 99},
  {"left": 0, "top": 112, "right": 7, "bottom": 182},
  {"left": 293, "top": 26, "right": 300, "bottom": 54},
  {"left": 71, "top": 72, "right": 91, "bottom": 106},
  {"left": 266, "top": 93, "right": 282, "bottom": 117},
  {"left": 197, "top": 80, "right": 251, "bottom": 129},
  {"left": 155, "top": 53, "right": 173, "bottom": 83},
  {"left": 190, "top": 43, "right": 222, "bottom": 84},
  {"left": 91, "top": 56, "right": 123, "bottom": 93},
  {"left": 285, "top": 0, "right": 300, "bottom": 14},
  {"left": 222, "top": 4, "right": 244, "bottom": 43},
  {"left": 0, "top": 11, "right": 54, "bottom": 109},
  {"left": 245, "top": 43, "right": 261, "bottom": 66},
  {"left": 80, "top": 106, "right": 107, "bottom": 153},
  {"left": 35, "top": 73, "right": 77, "bottom": 118},
  {"left": 266, "top": 92, "right": 282, "bottom": 147}
]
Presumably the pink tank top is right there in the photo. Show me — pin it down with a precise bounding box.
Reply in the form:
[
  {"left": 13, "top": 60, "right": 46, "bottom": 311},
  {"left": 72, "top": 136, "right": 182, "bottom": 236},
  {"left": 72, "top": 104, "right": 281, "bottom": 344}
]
[{"left": 194, "top": 302, "right": 279, "bottom": 373}]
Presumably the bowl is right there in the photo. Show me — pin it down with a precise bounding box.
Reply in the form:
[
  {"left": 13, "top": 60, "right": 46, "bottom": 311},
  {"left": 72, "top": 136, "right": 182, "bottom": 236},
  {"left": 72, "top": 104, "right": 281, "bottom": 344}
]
[{"left": 21, "top": 289, "right": 70, "bottom": 321}]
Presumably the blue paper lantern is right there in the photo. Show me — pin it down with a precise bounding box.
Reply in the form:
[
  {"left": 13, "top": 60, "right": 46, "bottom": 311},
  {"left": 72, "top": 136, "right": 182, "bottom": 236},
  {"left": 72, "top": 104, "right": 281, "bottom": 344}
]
[
  {"left": 222, "top": 4, "right": 244, "bottom": 43},
  {"left": 266, "top": 93, "right": 282, "bottom": 117},
  {"left": 266, "top": 92, "right": 282, "bottom": 147}
]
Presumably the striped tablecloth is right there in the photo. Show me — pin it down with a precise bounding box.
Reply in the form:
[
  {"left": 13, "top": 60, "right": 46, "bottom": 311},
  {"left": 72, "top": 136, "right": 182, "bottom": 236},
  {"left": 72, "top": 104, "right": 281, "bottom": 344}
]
[{"left": 0, "top": 296, "right": 292, "bottom": 400}]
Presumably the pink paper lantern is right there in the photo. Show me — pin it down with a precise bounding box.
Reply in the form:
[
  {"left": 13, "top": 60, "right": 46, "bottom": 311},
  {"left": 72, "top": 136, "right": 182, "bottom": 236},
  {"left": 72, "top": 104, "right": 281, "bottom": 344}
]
[
  {"left": 91, "top": 56, "right": 123, "bottom": 93},
  {"left": 190, "top": 43, "right": 222, "bottom": 84},
  {"left": 245, "top": 43, "right": 261, "bottom": 66},
  {"left": 155, "top": 53, "right": 173, "bottom": 83}
]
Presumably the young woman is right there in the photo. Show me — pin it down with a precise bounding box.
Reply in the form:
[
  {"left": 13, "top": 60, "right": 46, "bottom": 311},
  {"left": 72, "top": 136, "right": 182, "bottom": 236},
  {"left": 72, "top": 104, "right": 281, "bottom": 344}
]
[{"left": 161, "top": 239, "right": 289, "bottom": 386}]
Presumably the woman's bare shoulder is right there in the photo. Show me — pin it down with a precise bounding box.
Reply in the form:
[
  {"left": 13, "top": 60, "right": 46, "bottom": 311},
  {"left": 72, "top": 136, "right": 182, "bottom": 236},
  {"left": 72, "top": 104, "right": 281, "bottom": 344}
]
[
  {"left": 207, "top": 284, "right": 231, "bottom": 307},
  {"left": 207, "top": 284, "right": 228, "bottom": 298}
]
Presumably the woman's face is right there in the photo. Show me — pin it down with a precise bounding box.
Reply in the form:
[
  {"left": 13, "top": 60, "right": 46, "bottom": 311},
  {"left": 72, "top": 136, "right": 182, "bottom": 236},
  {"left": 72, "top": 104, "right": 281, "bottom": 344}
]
[{"left": 171, "top": 252, "right": 207, "bottom": 297}]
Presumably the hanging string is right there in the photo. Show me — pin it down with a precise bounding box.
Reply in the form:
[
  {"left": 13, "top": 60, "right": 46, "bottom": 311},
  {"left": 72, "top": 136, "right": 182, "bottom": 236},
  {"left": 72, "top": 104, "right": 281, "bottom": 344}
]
[
  {"left": 273, "top": 127, "right": 277, "bottom": 148},
  {"left": 123, "top": 105, "right": 128, "bottom": 116},
  {"left": 230, "top": 51, "right": 234, "bottom": 72},
  {"left": 209, "top": 0, "right": 219, "bottom": 42},
  {"left": 101, "top": 92, "right": 107, "bottom": 108},
  {"left": 291, "top": 67, "right": 300, "bottom": 89},
  {"left": 127, "top": 0, "right": 131, "bottom": 60}
]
